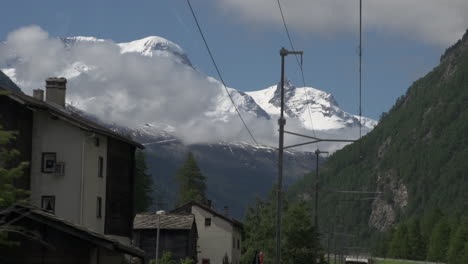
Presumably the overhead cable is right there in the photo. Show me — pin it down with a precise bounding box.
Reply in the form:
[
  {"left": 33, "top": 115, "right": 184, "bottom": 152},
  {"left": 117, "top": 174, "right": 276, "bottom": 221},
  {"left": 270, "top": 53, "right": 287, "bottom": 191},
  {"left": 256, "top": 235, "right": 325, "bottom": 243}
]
[{"left": 185, "top": 0, "right": 258, "bottom": 145}]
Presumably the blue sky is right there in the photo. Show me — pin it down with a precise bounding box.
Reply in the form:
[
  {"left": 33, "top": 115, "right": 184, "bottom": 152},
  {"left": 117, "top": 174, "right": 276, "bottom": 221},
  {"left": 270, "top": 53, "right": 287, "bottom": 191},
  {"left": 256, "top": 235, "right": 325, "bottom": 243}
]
[{"left": 1, "top": 0, "right": 467, "bottom": 120}]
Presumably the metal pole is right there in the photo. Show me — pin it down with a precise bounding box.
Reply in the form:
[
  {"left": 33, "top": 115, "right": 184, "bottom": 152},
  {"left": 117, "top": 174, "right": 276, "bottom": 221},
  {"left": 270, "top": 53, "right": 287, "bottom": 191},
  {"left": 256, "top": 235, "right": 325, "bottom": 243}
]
[
  {"left": 155, "top": 214, "right": 161, "bottom": 264},
  {"left": 314, "top": 149, "right": 319, "bottom": 228},
  {"left": 276, "top": 47, "right": 287, "bottom": 264},
  {"left": 314, "top": 149, "right": 328, "bottom": 228}
]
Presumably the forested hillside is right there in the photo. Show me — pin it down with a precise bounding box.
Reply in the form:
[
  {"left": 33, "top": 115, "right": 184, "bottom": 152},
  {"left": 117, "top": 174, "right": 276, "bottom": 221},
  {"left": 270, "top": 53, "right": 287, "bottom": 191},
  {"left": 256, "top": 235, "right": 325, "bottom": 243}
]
[{"left": 289, "top": 30, "right": 468, "bottom": 261}]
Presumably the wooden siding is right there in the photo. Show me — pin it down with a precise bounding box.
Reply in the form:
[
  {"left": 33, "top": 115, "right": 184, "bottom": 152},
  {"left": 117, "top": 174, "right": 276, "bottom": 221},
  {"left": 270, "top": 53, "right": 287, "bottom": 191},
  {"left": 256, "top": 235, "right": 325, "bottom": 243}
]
[
  {"left": 135, "top": 228, "right": 197, "bottom": 263},
  {"left": 0, "top": 95, "right": 33, "bottom": 190},
  {"left": 0, "top": 217, "right": 92, "bottom": 264},
  {"left": 105, "top": 137, "right": 136, "bottom": 237}
]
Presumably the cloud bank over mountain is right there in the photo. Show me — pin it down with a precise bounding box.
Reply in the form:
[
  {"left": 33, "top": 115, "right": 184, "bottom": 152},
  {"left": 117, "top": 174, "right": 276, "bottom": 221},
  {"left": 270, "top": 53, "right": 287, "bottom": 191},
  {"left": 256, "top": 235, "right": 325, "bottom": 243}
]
[
  {"left": 214, "top": 0, "right": 468, "bottom": 46},
  {"left": 0, "top": 25, "right": 374, "bottom": 152}
]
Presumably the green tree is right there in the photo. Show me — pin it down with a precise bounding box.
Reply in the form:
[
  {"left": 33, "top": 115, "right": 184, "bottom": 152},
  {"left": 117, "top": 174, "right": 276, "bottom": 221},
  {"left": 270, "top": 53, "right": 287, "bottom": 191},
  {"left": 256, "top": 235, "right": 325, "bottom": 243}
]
[
  {"left": 447, "top": 217, "right": 468, "bottom": 264},
  {"left": 175, "top": 152, "right": 206, "bottom": 206},
  {"left": 462, "top": 241, "right": 468, "bottom": 264},
  {"left": 282, "top": 201, "right": 322, "bottom": 264},
  {"left": 427, "top": 217, "right": 452, "bottom": 262},
  {"left": 134, "top": 150, "right": 154, "bottom": 212},
  {"left": 241, "top": 188, "right": 322, "bottom": 264},
  {"left": 149, "top": 251, "right": 176, "bottom": 264},
  {"left": 407, "top": 218, "right": 426, "bottom": 260},
  {"left": 389, "top": 223, "right": 410, "bottom": 259},
  {"left": 0, "top": 125, "right": 29, "bottom": 246}
]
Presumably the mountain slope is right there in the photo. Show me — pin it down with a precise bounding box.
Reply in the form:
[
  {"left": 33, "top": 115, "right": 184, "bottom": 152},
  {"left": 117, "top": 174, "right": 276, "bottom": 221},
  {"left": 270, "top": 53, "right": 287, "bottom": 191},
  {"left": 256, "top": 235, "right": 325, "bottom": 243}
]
[{"left": 289, "top": 29, "right": 468, "bottom": 239}]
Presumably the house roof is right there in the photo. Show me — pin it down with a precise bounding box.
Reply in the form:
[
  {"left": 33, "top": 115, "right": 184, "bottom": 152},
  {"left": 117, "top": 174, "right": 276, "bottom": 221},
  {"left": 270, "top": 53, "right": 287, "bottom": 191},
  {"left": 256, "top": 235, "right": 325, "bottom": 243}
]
[
  {"left": 171, "top": 201, "right": 243, "bottom": 229},
  {"left": 133, "top": 213, "right": 195, "bottom": 230},
  {"left": 0, "top": 86, "right": 144, "bottom": 149},
  {"left": 3, "top": 206, "right": 145, "bottom": 258}
]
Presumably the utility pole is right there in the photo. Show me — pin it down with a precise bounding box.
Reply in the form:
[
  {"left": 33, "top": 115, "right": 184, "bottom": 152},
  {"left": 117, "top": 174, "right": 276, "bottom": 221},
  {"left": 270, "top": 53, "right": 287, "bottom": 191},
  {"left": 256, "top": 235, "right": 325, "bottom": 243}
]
[
  {"left": 314, "top": 149, "right": 328, "bottom": 228},
  {"left": 276, "top": 47, "right": 303, "bottom": 264}
]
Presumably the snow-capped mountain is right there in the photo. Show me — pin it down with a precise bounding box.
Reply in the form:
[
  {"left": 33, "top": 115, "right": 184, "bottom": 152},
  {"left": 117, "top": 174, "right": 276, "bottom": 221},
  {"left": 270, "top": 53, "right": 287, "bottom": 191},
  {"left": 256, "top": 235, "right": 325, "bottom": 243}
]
[
  {"left": 0, "top": 28, "right": 376, "bottom": 217},
  {"left": 246, "top": 79, "right": 377, "bottom": 131},
  {"left": 1, "top": 33, "right": 376, "bottom": 150}
]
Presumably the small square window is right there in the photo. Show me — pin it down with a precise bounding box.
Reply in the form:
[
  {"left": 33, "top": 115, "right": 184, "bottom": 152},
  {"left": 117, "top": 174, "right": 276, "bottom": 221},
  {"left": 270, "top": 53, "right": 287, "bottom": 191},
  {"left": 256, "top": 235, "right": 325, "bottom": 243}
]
[
  {"left": 205, "top": 218, "right": 211, "bottom": 226},
  {"left": 98, "top": 156, "right": 104, "bottom": 178},
  {"left": 97, "top": 197, "right": 102, "bottom": 218},
  {"left": 41, "top": 196, "right": 55, "bottom": 213},
  {"left": 202, "top": 259, "right": 210, "bottom": 264},
  {"left": 42, "top": 153, "right": 56, "bottom": 173}
]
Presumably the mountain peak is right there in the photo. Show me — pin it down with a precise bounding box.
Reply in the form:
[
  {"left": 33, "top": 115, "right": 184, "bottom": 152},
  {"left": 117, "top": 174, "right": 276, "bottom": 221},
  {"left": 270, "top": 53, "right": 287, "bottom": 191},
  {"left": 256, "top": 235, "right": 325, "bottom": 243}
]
[{"left": 118, "top": 36, "right": 192, "bottom": 66}]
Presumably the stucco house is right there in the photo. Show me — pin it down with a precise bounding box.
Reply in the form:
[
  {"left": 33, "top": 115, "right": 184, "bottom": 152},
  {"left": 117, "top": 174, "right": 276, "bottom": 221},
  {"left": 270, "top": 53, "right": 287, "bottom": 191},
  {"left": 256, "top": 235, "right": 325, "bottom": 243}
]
[
  {"left": 171, "top": 201, "right": 243, "bottom": 264},
  {"left": 0, "top": 77, "right": 145, "bottom": 263}
]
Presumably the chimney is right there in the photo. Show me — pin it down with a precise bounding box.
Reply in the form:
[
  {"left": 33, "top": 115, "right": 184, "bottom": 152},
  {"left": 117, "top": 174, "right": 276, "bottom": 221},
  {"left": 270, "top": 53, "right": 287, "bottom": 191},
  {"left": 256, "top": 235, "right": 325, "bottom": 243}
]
[
  {"left": 223, "top": 206, "right": 229, "bottom": 217},
  {"left": 33, "top": 89, "right": 44, "bottom": 101},
  {"left": 45, "top": 77, "right": 67, "bottom": 107}
]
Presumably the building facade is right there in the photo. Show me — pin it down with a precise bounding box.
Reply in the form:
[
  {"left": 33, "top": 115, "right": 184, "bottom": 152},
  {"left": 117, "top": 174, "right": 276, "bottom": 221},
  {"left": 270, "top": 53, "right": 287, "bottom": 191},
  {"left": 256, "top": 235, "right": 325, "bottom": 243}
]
[
  {"left": 0, "top": 77, "right": 145, "bottom": 262},
  {"left": 172, "top": 202, "right": 243, "bottom": 264}
]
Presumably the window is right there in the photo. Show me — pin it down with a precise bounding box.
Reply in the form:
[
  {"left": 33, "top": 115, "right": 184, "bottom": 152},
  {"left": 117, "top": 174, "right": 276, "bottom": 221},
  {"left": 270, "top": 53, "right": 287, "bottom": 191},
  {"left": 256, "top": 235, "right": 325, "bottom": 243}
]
[
  {"left": 41, "top": 152, "right": 56, "bottom": 173},
  {"left": 94, "top": 137, "right": 100, "bottom": 147},
  {"left": 202, "top": 259, "right": 210, "bottom": 264},
  {"left": 237, "top": 239, "right": 240, "bottom": 249},
  {"left": 205, "top": 218, "right": 211, "bottom": 226},
  {"left": 41, "top": 196, "right": 55, "bottom": 213},
  {"left": 233, "top": 237, "right": 235, "bottom": 248},
  {"left": 97, "top": 197, "right": 102, "bottom": 218},
  {"left": 98, "top": 156, "right": 104, "bottom": 178}
]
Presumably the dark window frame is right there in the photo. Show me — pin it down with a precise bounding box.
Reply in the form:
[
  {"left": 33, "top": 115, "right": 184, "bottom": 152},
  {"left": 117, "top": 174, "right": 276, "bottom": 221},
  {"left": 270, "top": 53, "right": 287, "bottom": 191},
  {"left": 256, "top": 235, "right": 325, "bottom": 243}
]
[
  {"left": 97, "top": 197, "right": 102, "bottom": 218},
  {"left": 205, "top": 218, "right": 211, "bottom": 227},
  {"left": 41, "top": 195, "right": 56, "bottom": 213},
  {"left": 98, "top": 156, "right": 104, "bottom": 178},
  {"left": 41, "top": 152, "right": 56, "bottom": 173}
]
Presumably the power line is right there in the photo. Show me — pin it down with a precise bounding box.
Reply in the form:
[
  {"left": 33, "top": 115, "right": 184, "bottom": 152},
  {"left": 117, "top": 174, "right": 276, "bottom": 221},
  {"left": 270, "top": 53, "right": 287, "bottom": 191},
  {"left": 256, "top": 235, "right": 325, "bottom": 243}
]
[
  {"left": 185, "top": 0, "right": 258, "bottom": 145},
  {"left": 275, "top": 0, "right": 318, "bottom": 141}
]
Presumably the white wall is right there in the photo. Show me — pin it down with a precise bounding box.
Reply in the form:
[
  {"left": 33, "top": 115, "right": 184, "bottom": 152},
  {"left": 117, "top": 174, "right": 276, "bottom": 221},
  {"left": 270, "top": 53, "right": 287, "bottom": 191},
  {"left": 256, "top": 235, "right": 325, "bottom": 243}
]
[
  {"left": 30, "top": 110, "right": 107, "bottom": 233},
  {"left": 192, "top": 206, "right": 242, "bottom": 264}
]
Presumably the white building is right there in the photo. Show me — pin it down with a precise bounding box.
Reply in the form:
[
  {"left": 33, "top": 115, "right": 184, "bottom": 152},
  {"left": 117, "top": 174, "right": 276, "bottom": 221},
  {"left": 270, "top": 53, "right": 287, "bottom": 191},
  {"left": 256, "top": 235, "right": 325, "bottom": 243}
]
[
  {"left": 0, "top": 77, "right": 146, "bottom": 263},
  {"left": 172, "top": 201, "right": 243, "bottom": 264}
]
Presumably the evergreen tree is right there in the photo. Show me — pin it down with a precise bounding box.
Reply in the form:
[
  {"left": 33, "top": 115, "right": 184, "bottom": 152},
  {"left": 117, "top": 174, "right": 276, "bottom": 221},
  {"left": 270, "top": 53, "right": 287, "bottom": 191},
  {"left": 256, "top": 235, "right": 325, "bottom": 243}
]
[
  {"left": 241, "top": 189, "right": 322, "bottom": 264},
  {"left": 447, "top": 217, "right": 468, "bottom": 264},
  {"left": 282, "top": 201, "right": 322, "bottom": 264},
  {"left": 0, "top": 125, "right": 29, "bottom": 246},
  {"left": 175, "top": 152, "right": 206, "bottom": 206},
  {"left": 389, "top": 223, "right": 410, "bottom": 259},
  {"left": 134, "top": 150, "right": 154, "bottom": 212},
  {"left": 407, "top": 218, "right": 426, "bottom": 260},
  {"left": 461, "top": 241, "right": 468, "bottom": 264},
  {"left": 427, "top": 217, "right": 451, "bottom": 262}
]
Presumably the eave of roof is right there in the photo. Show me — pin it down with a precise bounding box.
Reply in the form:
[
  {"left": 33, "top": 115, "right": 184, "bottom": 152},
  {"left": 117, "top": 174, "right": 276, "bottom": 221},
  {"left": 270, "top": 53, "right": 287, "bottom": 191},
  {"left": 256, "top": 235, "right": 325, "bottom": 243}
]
[
  {"left": 0, "top": 87, "right": 144, "bottom": 149},
  {"left": 7, "top": 206, "right": 145, "bottom": 258}
]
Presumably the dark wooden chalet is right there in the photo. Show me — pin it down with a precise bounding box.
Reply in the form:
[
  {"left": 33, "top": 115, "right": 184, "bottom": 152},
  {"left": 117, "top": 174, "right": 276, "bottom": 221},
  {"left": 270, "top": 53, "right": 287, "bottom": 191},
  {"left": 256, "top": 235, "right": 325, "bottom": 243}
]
[
  {"left": 0, "top": 206, "right": 145, "bottom": 264},
  {"left": 133, "top": 213, "right": 198, "bottom": 263}
]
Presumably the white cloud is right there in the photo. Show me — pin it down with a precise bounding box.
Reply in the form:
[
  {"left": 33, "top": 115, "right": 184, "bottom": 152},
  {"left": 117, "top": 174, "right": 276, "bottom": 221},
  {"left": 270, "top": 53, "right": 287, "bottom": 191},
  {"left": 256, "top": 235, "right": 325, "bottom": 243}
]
[
  {"left": 214, "top": 0, "right": 468, "bottom": 46},
  {"left": 0, "top": 25, "right": 370, "bottom": 150}
]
